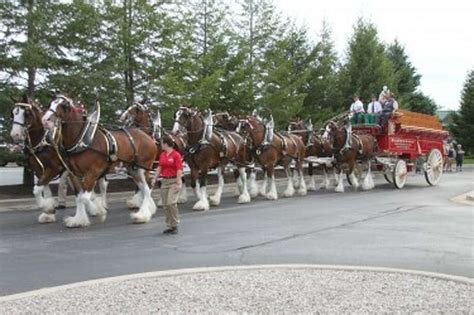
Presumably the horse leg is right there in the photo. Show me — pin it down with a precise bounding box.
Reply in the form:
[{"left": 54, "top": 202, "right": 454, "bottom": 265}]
[
  {"left": 307, "top": 162, "right": 317, "bottom": 191},
  {"left": 193, "top": 172, "right": 210, "bottom": 211},
  {"left": 130, "top": 168, "right": 156, "bottom": 223},
  {"left": 332, "top": 167, "right": 340, "bottom": 187},
  {"left": 320, "top": 166, "right": 330, "bottom": 190},
  {"left": 234, "top": 168, "right": 243, "bottom": 197},
  {"left": 296, "top": 162, "right": 307, "bottom": 196},
  {"left": 361, "top": 160, "right": 375, "bottom": 190},
  {"left": 178, "top": 175, "right": 188, "bottom": 204},
  {"left": 64, "top": 175, "right": 97, "bottom": 227},
  {"left": 292, "top": 167, "right": 300, "bottom": 189},
  {"left": 259, "top": 168, "right": 268, "bottom": 196},
  {"left": 334, "top": 167, "right": 345, "bottom": 193},
  {"left": 209, "top": 166, "right": 224, "bottom": 206},
  {"left": 80, "top": 177, "right": 107, "bottom": 223},
  {"left": 35, "top": 170, "right": 57, "bottom": 223},
  {"left": 283, "top": 165, "right": 295, "bottom": 197},
  {"left": 248, "top": 167, "right": 259, "bottom": 198},
  {"left": 348, "top": 161, "right": 360, "bottom": 190},
  {"left": 237, "top": 167, "right": 251, "bottom": 203},
  {"left": 93, "top": 177, "right": 109, "bottom": 217},
  {"left": 266, "top": 166, "right": 278, "bottom": 200}
]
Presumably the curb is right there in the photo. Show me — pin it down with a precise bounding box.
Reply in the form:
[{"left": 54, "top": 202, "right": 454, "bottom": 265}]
[{"left": 1, "top": 264, "right": 472, "bottom": 301}]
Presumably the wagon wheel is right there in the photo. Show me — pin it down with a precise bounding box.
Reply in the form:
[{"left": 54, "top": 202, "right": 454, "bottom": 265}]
[
  {"left": 346, "top": 163, "right": 363, "bottom": 186},
  {"left": 392, "top": 159, "right": 408, "bottom": 189},
  {"left": 424, "top": 149, "right": 443, "bottom": 186}
]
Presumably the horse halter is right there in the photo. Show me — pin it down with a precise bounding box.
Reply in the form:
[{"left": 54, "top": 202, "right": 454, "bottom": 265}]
[{"left": 12, "top": 103, "right": 33, "bottom": 128}]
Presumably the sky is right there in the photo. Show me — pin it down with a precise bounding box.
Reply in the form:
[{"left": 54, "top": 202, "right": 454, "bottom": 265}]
[{"left": 273, "top": 0, "right": 473, "bottom": 110}]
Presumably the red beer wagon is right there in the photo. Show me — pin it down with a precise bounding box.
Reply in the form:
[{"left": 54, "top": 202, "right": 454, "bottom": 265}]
[{"left": 352, "top": 110, "right": 449, "bottom": 189}]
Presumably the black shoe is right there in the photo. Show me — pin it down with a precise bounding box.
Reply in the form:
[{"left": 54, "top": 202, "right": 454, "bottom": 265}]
[
  {"left": 163, "top": 227, "right": 178, "bottom": 235},
  {"left": 55, "top": 205, "right": 66, "bottom": 210}
]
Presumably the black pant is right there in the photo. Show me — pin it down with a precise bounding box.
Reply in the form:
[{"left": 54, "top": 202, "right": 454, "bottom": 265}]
[{"left": 456, "top": 160, "right": 463, "bottom": 168}]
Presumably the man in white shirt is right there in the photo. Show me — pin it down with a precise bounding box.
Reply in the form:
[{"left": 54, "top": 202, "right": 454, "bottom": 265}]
[
  {"left": 367, "top": 95, "right": 382, "bottom": 125},
  {"left": 349, "top": 94, "right": 365, "bottom": 125}
]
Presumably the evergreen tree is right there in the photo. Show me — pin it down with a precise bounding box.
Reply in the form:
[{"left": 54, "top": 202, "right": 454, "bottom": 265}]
[
  {"left": 338, "top": 18, "right": 396, "bottom": 110},
  {"left": 234, "top": 0, "right": 286, "bottom": 111},
  {"left": 302, "top": 21, "right": 341, "bottom": 123},
  {"left": 451, "top": 69, "right": 474, "bottom": 152},
  {"left": 386, "top": 39, "right": 421, "bottom": 105},
  {"left": 260, "top": 25, "right": 311, "bottom": 127},
  {"left": 408, "top": 91, "right": 438, "bottom": 115}
]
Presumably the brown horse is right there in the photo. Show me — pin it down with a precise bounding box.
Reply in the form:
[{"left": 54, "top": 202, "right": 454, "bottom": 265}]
[
  {"left": 10, "top": 98, "right": 74, "bottom": 223},
  {"left": 213, "top": 111, "right": 259, "bottom": 198},
  {"left": 288, "top": 118, "right": 337, "bottom": 191},
  {"left": 41, "top": 94, "right": 157, "bottom": 227},
  {"left": 321, "top": 119, "right": 376, "bottom": 192},
  {"left": 237, "top": 115, "right": 307, "bottom": 200},
  {"left": 119, "top": 102, "right": 188, "bottom": 206},
  {"left": 172, "top": 107, "right": 251, "bottom": 210}
]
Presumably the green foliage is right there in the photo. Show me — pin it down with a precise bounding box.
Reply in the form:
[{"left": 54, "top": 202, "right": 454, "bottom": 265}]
[
  {"left": 451, "top": 69, "right": 474, "bottom": 153},
  {"left": 386, "top": 40, "right": 421, "bottom": 105},
  {"left": 408, "top": 91, "right": 438, "bottom": 115},
  {"left": 339, "top": 18, "right": 396, "bottom": 108}
]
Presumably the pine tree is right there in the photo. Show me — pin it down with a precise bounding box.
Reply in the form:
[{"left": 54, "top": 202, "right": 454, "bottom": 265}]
[
  {"left": 408, "top": 91, "right": 438, "bottom": 115},
  {"left": 451, "top": 69, "right": 474, "bottom": 153},
  {"left": 338, "top": 18, "right": 396, "bottom": 110},
  {"left": 386, "top": 40, "right": 421, "bottom": 106},
  {"left": 302, "top": 21, "right": 341, "bottom": 123},
  {"left": 234, "top": 0, "right": 286, "bottom": 111},
  {"left": 260, "top": 25, "right": 311, "bottom": 127}
]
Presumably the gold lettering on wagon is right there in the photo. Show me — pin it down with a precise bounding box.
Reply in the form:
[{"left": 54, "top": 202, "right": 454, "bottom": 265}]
[{"left": 390, "top": 138, "right": 417, "bottom": 150}]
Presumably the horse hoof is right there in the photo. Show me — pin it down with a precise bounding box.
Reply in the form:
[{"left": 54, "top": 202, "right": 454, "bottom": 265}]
[
  {"left": 237, "top": 193, "right": 251, "bottom": 203},
  {"left": 209, "top": 196, "right": 221, "bottom": 206},
  {"left": 334, "top": 186, "right": 345, "bottom": 193},
  {"left": 130, "top": 212, "right": 151, "bottom": 224},
  {"left": 282, "top": 189, "right": 295, "bottom": 198},
  {"left": 192, "top": 201, "right": 209, "bottom": 211},
  {"left": 38, "top": 212, "right": 56, "bottom": 224},
  {"left": 64, "top": 216, "right": 90, "bottom": 228},
  {"left": 297, "top": 188, "right": 307, "bottom": 196},
  {"left": 265, "top": 193, "right": 278, "bottom": 200}
]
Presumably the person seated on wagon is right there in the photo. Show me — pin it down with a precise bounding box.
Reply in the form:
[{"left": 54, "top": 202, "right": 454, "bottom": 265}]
[
  {"left": 349, "top": 94, "right": 365, "bottom": 124},
  {"left": 379, "top": 92, "right": 398, "bottom": 128},
  {"left": 379, "top": 85, "right": 390, "bottom": 104},
  {"left": 367, "top": 95, "right": 382, "bottom": 124}
]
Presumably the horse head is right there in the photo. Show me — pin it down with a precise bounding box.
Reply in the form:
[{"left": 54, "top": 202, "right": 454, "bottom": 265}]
[
  {"left": 321, "top": 121, "right": 339, "bottom": 152},
  {"left": 41, "top": 93, "right": 78, "bottom": 128},
  {"left": 10, "top": 99, "right": 43, "bottom": 144},
  {"left": 120, "top": 102, "right": 153, "bottom": 135},
  {"left": 236, "top": 115, "right": 265, "bottom": 147},
  {"left": 214, "top": 111, "right": 238, "bottom": 131},
  {"left": 172, "top": 106, "right": 200, "bottom": 135}
]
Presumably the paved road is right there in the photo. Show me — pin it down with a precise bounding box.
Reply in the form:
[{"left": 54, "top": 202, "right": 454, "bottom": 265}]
[{"left": 0, "top": 171, "right": 473, "bottom": 296}]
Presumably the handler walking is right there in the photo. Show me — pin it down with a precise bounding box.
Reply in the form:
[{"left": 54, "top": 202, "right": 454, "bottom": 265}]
[{"left": 152, "top": 136, "right": 183, "bottom": 234}]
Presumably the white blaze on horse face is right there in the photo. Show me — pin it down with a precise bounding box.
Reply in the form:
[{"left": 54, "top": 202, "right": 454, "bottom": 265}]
[
  {"left": 119, "top": 107, "right": 131, "bottom": 122},
  {"left": 10, "top": 106, "right": 27, "bottom": 142},
  {"left": 322, "top": 125, "right": 331, "bottom": 140},
  {"left": 42, "top": 98, "right": 61, "bottom": 126},
  {"left": 171, "top": 110, "right": 182, "bottom": 134}
]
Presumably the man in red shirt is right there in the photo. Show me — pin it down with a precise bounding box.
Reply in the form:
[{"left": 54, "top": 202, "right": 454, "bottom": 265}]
[{"left": 151, "top": 136, "right": 183, "bottom": 234}]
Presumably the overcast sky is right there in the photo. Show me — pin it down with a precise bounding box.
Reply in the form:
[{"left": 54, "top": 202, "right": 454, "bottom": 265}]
[{"left": 273, "top": 0, "right": 473, "bottom": 110}]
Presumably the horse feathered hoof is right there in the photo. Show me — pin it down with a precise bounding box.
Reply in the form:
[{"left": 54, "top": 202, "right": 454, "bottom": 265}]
[
  {"left": 209, "top": 195, "right": 221, "bottom": 206},
  {"left": 282, "top": 188, "right": 295, "bottom": 198},
  {"left": 130, "top": 212, "right": 151, "bottom": 224},
  {"left": 192, "top": 200, "right": 209, "bottom": 211},
  {"left": 38, "top": 212, "right": 56, "bottom": 224},
  {"left": 238, "top": 193, "right": 251, "bottom": 203},
  {"left": 64, "top": 216, "right": 90, "bottom": 228},
  {"left": 297, "top": 187, "right": 307, "bottom": 196},
  {"left": 265, "top": 192, "right": 278, "bottom": 200},
  {"left": 335, "top": 184, "right": 345, "bottom": 193}
]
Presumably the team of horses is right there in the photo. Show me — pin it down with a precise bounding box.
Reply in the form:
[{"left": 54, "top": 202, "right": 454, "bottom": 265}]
[{"left": 9, "top": 94, "right": 377, "bottom": 228}]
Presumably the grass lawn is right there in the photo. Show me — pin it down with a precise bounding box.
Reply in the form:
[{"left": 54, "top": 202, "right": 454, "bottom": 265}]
[{"left": 464, "top": 157, "right": 474, "bottom": 164}]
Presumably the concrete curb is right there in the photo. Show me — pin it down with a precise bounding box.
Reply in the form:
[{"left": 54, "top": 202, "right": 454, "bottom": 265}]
[
  {"left": 1, "top": 264, "right": 472, "bottom": 301},
  {"left": 450, "top": 190, "right": 474, "bottom": 206}
]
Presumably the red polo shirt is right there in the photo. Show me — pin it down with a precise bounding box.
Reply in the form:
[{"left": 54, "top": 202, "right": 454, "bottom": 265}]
[{"left": 159, "top": 149, "right": 183, "bottom": 177}]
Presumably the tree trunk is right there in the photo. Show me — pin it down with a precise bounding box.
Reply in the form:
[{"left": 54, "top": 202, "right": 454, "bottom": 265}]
[{"left": 23, "top": 0, "right": 35, "bottom": 186}]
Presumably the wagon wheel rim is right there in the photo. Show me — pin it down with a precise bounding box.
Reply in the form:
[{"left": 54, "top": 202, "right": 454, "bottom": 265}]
[
  {"left": 425, "top": 149, "right": 443, "bottom": 186},
  {"left": 393, "top": 159, "right": 407, "bottom": 189}
]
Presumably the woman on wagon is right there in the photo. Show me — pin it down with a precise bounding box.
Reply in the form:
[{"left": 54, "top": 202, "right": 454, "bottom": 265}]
[{"left": 151, "top": 136, "right": 183, "bottom": 235}]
